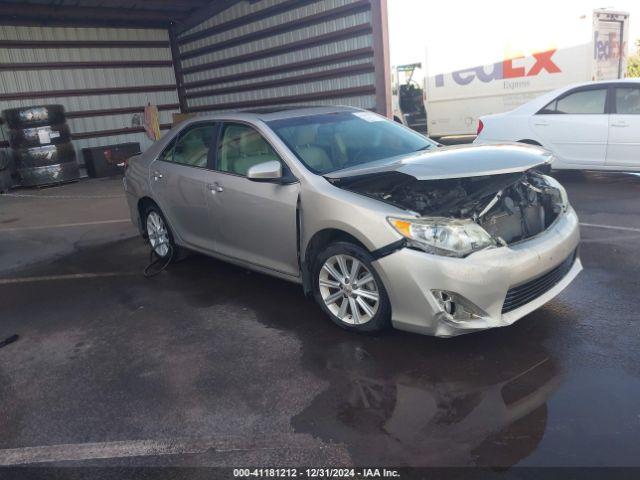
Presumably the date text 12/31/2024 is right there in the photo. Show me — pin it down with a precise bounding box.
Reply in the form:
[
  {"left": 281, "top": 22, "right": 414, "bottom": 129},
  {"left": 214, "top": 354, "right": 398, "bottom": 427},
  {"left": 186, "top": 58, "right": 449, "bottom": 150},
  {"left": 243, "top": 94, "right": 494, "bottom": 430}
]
[{"left": 233, "top": 468, "right": 401, "bottom": 478}]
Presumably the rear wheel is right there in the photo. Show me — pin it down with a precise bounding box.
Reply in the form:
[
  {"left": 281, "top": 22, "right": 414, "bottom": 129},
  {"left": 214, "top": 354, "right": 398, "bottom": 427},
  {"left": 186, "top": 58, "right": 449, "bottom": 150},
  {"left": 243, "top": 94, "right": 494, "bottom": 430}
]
[
  {"left": 144, "top": 205, "right": 177, "bottom": 261},
  {"left": 313, "top": 242, "right": 391, "bottom": 333}
]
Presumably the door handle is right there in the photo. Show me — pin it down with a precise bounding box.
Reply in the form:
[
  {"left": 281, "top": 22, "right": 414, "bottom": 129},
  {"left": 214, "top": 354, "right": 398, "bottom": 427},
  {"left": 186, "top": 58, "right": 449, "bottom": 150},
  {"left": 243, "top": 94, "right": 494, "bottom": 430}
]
[
  {"left": 611, "top": 121, "right": 629, "bottom": 127},
  {"left": 534, "top": 121, "right": 549, "bottom": 126},
  {"left": 153, "top": 171, "right": 163, "bottom": 181},
  {"left": 207, "top": 182, "right": 224, "bottom": 193}
]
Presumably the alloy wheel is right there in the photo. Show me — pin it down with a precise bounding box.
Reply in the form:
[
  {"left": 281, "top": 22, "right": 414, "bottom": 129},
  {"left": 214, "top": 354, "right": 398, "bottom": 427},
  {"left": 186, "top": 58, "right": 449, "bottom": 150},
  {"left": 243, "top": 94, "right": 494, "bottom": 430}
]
[
  {"left": 318, "top": 254, "right": 380, "bottom": 325},
  {"left": 146, "top": 211, "right": 170, "bottom": 257}
]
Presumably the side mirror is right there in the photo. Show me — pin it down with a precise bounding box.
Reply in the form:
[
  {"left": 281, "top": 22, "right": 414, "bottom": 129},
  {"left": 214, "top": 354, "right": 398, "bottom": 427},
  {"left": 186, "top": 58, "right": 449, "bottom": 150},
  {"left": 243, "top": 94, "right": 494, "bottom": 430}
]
[{"left": 247, "top": 160, "right": 282, "bottom": 182}]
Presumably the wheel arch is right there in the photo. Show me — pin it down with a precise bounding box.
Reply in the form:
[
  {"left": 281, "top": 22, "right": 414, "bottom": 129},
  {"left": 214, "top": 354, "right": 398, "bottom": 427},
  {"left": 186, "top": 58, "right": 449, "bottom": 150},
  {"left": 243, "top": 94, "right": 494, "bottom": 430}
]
[
  {"left": 301, "top": 228, "right": 370, "bottom": 295},
  {"left": 517, "top": 139, "right": 542, "bottom": 146},
  {"left": 307, "top": 230, "right": 393, "bottom": 331}
]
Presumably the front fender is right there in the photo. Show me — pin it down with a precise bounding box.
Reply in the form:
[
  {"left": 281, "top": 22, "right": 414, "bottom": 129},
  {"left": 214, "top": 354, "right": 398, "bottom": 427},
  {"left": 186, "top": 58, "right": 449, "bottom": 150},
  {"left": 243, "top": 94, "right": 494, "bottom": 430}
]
[{"left": 299, "top": 181, "right": 407, "bottom": 263}]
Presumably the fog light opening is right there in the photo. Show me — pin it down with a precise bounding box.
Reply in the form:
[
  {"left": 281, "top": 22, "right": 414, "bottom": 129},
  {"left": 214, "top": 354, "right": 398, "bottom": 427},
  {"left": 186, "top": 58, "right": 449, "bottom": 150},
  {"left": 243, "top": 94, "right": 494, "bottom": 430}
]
[
  {"left": 440, "top": 292, "right": 456, "bottom": 315},
  {"left": 432, "top": 290, "right": 487, "bottom": 324}
]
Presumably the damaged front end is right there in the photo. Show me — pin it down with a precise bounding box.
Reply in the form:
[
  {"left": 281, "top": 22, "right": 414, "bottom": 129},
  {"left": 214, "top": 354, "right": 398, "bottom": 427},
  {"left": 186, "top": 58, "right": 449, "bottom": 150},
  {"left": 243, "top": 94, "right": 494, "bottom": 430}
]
[{"left": 330, "top": 168, "right": 568, "bottom": 258}]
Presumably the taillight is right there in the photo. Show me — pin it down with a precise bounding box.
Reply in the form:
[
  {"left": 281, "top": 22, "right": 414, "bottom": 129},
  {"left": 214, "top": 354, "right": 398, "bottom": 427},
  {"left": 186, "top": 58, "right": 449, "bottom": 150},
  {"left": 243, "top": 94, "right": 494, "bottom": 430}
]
[{"left": 476, "top": 119, "right": 484, "bottom": 135}]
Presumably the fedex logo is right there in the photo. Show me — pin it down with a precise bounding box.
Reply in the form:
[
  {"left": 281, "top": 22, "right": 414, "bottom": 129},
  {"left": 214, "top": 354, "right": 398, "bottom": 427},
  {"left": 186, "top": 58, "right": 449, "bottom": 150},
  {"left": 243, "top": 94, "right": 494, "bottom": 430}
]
[
  {"left": 594, "top": 31, "right": 625, "bottom": 61},
  {"left": 435, "top": 49, "right": 561, "bottom": 87}
]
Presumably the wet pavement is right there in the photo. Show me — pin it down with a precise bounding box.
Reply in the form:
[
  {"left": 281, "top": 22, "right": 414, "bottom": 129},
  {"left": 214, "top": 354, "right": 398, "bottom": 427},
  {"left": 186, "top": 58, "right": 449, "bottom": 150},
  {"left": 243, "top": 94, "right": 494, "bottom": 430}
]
[{"left": 0, "top": 172, "right": 639, "bottom": 468}]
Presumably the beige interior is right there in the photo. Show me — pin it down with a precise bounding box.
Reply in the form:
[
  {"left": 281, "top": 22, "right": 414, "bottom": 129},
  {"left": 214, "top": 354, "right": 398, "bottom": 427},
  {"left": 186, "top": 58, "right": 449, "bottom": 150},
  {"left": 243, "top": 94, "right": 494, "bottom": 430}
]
[
  {"left": 219, "top": 125, "right": 280, "bottom": 176},
  {"left": 292, "top": 125, "right": 333, "bottom": 171}
]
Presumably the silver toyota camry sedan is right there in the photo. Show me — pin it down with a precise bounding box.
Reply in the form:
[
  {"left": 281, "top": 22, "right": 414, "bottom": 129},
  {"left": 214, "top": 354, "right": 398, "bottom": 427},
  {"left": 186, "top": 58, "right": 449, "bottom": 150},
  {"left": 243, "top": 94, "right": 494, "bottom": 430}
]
[{"left": 124, "top": 106, "right": 582, "bottom": 337}]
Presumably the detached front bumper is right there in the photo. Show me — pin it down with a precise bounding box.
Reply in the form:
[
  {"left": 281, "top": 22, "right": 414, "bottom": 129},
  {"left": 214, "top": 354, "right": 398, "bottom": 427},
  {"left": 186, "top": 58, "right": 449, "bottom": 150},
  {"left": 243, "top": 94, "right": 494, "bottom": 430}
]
[{"left": 373, "top": 207, "right": 582, "bottom": 337}]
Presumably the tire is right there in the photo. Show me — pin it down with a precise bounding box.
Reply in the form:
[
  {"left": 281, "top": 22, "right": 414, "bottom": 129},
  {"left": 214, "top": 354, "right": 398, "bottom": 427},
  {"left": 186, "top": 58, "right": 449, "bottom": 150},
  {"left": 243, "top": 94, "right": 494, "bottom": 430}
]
[
  {"left": 18, "top": 161, "right": 79, "bottom": 187},
  {"left": 2, "top": 105, "right": 65, "bottom": 129},
  {"left": 9, "top": 124, "right": 71, "bottom": 148},
  {"left": 0, "top": 150, "right": 10, "bottom": 171},
  {"left": 13, "top": 142, "right": 76, "bottom": 168},
  {"left": 313, "top": 241, "right": 391, "bottom": 333},
  {"left": 143, "top": 204, "right": 179, "bottom": 262},
  {"left": 0, "top": 169, "right": 12, "bottom": 193}
]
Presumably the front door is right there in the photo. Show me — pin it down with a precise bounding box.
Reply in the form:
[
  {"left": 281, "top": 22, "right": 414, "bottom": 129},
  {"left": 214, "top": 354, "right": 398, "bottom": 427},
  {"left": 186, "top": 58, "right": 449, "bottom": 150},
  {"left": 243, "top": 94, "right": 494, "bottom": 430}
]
[
  {"left": 606, "top": 84, "right": 640, "bottom": 169},
  {"left": 530, "top": 86, "right": 609, "bottom": 168},
  {"left": 205, "top": 122, "right": 300, "bottom": 277},
  {"left": 150, "top": 122, "right": 218, "bottom": 251}
]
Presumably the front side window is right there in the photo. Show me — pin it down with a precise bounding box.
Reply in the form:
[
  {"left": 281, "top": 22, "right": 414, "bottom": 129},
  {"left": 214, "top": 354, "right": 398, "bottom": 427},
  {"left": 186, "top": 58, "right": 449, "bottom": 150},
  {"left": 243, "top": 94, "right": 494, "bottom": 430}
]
[
  {"left": 540, "top": 88, "right": 607, "bottom": 115},
  {"left": 267, "top": 111, "right": 436, "bottom": 174},
  {"left": 217, "top": 123, "right": 281, "bottom": 176},
  {"left": 171, "top": 124, "right": 216, "bottom": 168},
  {"left": 615, "top": 86, "right": 640, "bottom": 114}
]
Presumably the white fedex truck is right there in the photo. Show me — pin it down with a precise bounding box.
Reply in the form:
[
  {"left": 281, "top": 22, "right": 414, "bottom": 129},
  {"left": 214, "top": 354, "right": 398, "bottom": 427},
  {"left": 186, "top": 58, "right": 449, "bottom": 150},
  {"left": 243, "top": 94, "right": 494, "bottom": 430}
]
[{"left": 424, "top": 9, "right": 629, "bottom": 139}]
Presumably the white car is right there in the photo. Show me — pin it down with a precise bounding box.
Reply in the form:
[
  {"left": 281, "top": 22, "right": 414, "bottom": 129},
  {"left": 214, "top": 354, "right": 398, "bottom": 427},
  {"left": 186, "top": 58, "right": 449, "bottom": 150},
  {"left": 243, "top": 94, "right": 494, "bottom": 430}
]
[{"left": 475, "top": 79, "right": 640, "bottom": 171}]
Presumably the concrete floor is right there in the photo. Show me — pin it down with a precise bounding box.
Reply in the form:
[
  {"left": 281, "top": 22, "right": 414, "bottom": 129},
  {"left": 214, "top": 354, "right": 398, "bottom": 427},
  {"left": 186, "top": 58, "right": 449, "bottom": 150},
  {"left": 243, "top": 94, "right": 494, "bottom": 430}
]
[{"left": 0, "top": 172, "right": 639, "bottom": 469}]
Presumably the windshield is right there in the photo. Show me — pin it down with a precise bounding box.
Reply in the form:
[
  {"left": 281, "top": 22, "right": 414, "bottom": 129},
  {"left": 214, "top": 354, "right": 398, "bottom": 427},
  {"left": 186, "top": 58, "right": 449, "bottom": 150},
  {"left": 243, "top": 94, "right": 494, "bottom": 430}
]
[{"left": 266, "top": 111, "right": 436, "bottom": 174}]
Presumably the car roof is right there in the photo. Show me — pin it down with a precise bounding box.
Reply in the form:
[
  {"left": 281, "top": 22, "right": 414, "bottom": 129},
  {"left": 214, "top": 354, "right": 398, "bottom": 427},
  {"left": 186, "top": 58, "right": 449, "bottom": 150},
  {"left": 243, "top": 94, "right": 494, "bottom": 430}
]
[
  {"left": 549, "top": 78, "right": 640, "bottom": 96},
  {"left": 543, "top": 79, "right": 640, "bottom": 99},
  {"left": 562, "top": 78, "right": 640, "bottom": 88},
  {"left": 594, "top": 78, "right": 640, "bottom": 84},
  {"left": 182, "top": 105, "right": 363, "bottom": 124}
]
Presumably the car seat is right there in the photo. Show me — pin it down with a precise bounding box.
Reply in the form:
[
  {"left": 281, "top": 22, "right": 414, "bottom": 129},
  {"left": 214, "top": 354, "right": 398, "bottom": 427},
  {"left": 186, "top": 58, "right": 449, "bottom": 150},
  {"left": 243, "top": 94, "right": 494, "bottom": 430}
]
[
  {"left": 223, "top": 127, "right": 280, "bottom": 176},
  {"left": 175, "top": 128, "right": 211, "bottom": 167},
  {"left": 293, "top": 125, "right": 333, "bottom": 172}
]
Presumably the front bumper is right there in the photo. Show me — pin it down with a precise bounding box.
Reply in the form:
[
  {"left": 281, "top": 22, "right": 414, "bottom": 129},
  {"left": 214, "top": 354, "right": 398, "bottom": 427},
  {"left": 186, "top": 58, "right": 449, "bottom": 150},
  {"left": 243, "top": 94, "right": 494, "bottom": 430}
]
[{"left": 373, "top": 207, "right": 582, "bottom": 337}]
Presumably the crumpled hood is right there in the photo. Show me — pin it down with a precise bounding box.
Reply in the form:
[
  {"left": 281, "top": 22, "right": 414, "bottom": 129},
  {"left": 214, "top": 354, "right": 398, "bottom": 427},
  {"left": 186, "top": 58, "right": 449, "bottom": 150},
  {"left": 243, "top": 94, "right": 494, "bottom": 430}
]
[{"left": 324, "top": 143, "right": 552, "bottom": 181}]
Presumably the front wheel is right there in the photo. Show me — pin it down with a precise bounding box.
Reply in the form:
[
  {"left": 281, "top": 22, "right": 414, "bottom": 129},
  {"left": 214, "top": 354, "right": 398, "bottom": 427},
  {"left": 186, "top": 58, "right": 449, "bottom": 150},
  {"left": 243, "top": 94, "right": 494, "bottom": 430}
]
[{"left": 313, "top": 242, "right": 391, "bottom": 333}]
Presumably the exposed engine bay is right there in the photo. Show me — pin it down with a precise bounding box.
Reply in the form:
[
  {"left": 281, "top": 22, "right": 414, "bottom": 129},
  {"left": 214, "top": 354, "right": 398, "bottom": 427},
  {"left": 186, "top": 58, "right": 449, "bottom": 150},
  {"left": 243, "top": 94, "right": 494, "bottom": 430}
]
[{"left": 331, "top": 169, "right": 564, "bottom": 245}]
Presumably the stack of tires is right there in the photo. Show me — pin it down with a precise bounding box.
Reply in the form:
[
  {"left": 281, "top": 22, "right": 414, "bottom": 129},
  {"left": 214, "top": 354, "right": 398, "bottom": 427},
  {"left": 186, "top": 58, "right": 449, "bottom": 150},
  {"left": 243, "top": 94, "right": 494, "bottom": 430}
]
[
  {"left": 2, "top": 105, "right": 79, "bottom": 187},
  {"left": 0, "top": 149, "right": 12, "bottom": 193}
]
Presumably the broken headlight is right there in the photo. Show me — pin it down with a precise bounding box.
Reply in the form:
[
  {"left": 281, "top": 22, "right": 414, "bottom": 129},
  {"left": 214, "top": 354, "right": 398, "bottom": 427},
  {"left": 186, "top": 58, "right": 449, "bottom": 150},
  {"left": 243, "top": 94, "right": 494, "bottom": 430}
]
[
  {"left": 540, "top": 175, "right": 569, "bottom": 211},
  {"left": 388, "top": 217, "right": 496, "bottom": 257}
]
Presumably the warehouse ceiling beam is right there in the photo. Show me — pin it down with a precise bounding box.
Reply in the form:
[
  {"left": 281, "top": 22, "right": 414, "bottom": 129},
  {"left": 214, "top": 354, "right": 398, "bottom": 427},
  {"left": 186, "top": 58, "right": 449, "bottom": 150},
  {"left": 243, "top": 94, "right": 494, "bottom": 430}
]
[
  {"left": 0, "top": 3, "right": 184, "bottom": 27},
  {"left": 86, "top": 0, "right": 208, "bottom": 10},
  {"left": 172, "top": 0, "right": 241, "bottom": 35}
]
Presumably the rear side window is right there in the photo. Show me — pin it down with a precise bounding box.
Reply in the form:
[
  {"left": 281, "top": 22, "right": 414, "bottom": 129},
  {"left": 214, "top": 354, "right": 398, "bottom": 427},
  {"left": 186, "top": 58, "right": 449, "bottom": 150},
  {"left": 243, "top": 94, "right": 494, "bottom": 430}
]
[
  {"left": 615, "top": 87, "right": 640, "bottom": 114},
  {"left": 540, "top": 88, "right": 607, "bottom": 114},
  {"left": 172, "top": 124, "right": 216, "bottom": 167}
]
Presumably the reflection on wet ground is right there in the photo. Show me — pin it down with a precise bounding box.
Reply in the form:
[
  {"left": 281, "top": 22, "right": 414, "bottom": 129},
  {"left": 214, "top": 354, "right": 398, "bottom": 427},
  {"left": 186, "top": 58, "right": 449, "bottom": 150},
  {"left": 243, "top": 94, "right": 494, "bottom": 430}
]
[
  {"left": 1, "top": 172, "right": 640, "bottom": 467},
  {"left": 292, "top": 340, "right": 560, "bottom": 467}
]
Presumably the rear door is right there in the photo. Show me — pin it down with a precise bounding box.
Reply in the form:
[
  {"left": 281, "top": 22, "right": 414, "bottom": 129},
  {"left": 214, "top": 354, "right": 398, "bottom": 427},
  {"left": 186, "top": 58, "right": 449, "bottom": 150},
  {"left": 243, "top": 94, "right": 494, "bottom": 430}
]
[
  {"left": 204, "top": 121, "right": 300, "bottom": 277},
  {"left": 530, "top": 85, "right": 609, "bottom": 168},
  {"left": 606, "top": 84, "right": 640, "bottom": 168},
  {"left": 150, "top": 122, "right": 219, "bottom": 251}
]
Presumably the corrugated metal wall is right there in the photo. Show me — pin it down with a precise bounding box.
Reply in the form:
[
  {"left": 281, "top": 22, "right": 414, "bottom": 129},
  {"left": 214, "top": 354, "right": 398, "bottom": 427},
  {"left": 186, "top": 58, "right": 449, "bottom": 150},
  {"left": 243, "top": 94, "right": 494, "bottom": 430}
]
[
  {"left": 0, "top": 25, "right": 180, "bottom": 157},
  {"left": 0, "top": 0, "right": 391, "bottom": 161},
  {"left": 174, "top": 0, "right": 388, "bottom": 115}
]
